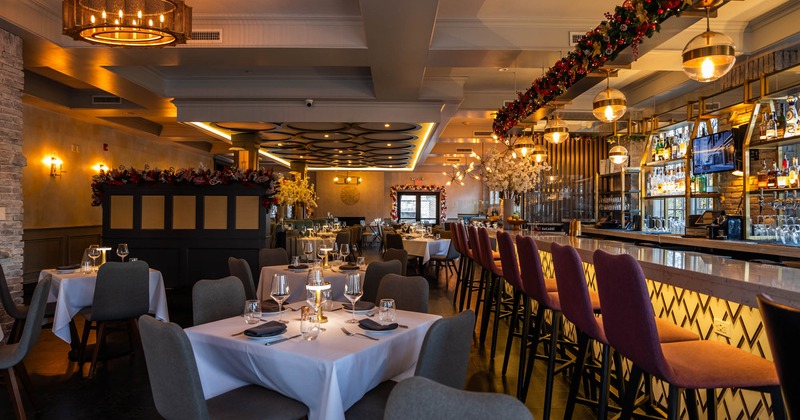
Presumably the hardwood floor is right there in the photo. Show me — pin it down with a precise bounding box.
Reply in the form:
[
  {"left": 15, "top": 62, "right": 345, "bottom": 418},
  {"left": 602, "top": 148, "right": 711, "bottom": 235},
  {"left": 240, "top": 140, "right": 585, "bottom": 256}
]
[{"left": 0, "top": 246, "right": 597, "bottom": 419}]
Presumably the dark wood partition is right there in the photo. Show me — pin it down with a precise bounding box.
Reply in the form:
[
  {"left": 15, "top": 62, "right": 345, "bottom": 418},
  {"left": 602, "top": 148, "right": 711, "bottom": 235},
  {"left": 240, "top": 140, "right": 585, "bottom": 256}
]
[{"left": 101, "top": 184, "right": 269, "bottom": 289}]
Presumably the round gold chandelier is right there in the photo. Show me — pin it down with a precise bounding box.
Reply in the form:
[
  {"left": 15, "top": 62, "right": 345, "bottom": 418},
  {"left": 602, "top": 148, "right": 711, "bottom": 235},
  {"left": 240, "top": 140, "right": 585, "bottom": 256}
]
[
  {"left": 63, "top": 0, "right": 192, "bottom": 47},
  {"left": 681, "top": 7, "right": 736, "bottom": 83}
]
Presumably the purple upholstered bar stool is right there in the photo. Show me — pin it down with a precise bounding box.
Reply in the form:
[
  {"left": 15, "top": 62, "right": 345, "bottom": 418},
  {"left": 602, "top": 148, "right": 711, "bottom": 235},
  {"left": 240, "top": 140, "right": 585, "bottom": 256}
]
[
  {"left": 466, "top": 225, "right": 489, "bottom": 321},
  {"left": 449, "top": 222, "right": 469, "bottom": 310},
  {"left": 550, "top": 243, "right": 698, "bottom": 420},
  {"left": 593, "top": 249, "right": 785, "bottom": 420},
  {"left": 476, "top": 227, "right": 505, "bottom": 356}
]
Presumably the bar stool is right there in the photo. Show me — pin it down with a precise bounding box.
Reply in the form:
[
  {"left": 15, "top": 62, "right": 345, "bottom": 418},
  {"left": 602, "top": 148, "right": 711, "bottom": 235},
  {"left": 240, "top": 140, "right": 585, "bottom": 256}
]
[
  {"left": 476, "top": 227, "right": 505, "bottom": 356},
  {"left": 466, "top": 225, "right": 488, "bottom": 319},
  {"left": 757, "top": 293, "right": 800, "bottom": 419},
  {"left": 593, "top": 249, "right": 785, "bottom": 420},
  {"left": 448, "top": 222, "right": 467, "bottom": 306},
  {"left": 550, "top": 243, "right": 699, "bottom": 420}
]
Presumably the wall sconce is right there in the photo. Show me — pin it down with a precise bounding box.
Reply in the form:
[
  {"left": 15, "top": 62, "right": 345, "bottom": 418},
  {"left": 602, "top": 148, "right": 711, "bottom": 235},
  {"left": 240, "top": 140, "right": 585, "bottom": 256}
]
[
  {"left": 333, "top": 171, "right": 361, "bottom": 185},
  {"left": 43, "top": 156, "right": 65, "bottom": 177},
  {"left": 93, "top": 163, "right": 108, "bottom": 173}
]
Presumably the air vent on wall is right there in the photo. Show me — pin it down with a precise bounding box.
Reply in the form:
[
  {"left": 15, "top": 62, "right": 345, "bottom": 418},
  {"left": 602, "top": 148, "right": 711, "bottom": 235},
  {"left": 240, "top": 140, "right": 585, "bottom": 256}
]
[
  {"left": 92, "top": 95, "right": 122, "bottom": 105},
  {"left": 472, "top": 131, "right": 494, "bottom": 137},
  {"left": 455, "top": 148, "right": 473, "bottom": 153},
  {"left": 189, "top": 30, "right": 222, "bottom": 43},
  {"left": 445, "top": 158, "right": 462, "bottom": 163},
  {"left": 692, "top": 102, "right": 721, "bottom": 113}
]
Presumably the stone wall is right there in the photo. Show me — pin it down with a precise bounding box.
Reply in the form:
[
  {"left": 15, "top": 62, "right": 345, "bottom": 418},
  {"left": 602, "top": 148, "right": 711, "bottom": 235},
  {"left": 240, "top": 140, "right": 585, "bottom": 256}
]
[{"left": 0, "top": 28, "right": 25, "bottom": 331}]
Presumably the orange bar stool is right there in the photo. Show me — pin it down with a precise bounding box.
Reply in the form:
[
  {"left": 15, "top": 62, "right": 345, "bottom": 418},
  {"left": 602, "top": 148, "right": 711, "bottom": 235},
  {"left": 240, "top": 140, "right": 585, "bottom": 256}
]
[
  {"left": 550, "top": 243, "right": 698, "bottom": 419},
  {"left": 593, "top": 249, "right": 785, "bottom": 420}
]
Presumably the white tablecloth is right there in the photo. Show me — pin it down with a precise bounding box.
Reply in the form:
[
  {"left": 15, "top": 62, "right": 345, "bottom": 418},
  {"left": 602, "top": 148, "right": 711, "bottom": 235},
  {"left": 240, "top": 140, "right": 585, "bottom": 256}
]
[
  {"left": 258, "top": 265, "right": 365, "bottom": 304},
  {"left": 38, "top": 268, "right": 169, "bottom": 343},
  {"left": 402, "top": 238, "right": 450, "bottom": 263},
  {"left": 185, "top": 308, "right": 440, "bottom": 420}
]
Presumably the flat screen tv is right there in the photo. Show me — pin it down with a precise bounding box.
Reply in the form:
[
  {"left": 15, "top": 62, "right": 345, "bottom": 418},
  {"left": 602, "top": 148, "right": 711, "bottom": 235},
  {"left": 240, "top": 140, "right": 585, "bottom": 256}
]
[{"left": 692, "top": 129, "right": 736, "bottom": 174}]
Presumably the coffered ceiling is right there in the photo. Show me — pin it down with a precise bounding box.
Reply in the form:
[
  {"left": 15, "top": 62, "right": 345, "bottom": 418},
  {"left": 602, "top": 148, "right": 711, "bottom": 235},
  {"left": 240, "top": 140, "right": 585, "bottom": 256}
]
[{"left": 2, "top": 0, "right": 799, "bottom": 171}]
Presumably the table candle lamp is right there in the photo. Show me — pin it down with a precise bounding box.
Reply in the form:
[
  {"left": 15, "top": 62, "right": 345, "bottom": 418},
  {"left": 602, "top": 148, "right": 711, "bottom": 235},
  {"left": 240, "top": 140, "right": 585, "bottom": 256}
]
[
  {"left": 319, "top": 247, "right": 333, "bottom": 269},
  {"left": 306, "top": 269, "right": 331, "bottom": 323},
  {"left": 98, "top": 247, "right": 112, "bottom": 265}
]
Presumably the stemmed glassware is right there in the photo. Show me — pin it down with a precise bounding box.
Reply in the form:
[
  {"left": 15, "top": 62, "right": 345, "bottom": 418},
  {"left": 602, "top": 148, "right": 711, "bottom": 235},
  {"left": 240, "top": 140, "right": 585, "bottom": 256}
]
[
  {"left": 344, "top": 273, "right": 363, "bottom": 324},
  {"left": 340, "top": 244, "right": 350, "bottom": 263},
  {"left": 88, "top": 245, "right": 101, "bottom": 272},
  {"left": 303, "top": 242, "right": 314, "bottom": 263},
  {"left": 116, "top": 243, "right": 129, "bottom": 262},
  {"left": 271, "top": 273, "right": 290, "bottom": 323}
]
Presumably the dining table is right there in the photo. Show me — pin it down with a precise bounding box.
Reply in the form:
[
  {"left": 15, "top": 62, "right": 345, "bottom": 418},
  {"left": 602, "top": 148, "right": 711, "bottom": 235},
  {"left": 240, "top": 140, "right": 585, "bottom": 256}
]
[
  {"left": 401, "top": 236, "right": 450, "bottom": 264},
  {"left": 38, "top": 267, "right": 169, "bottom": 344},
  {"left": 185, "top": 304, "right": 440, "bottom": 420},
  {"left": 257, "top": 265, "right": 366, "bottom": 304}
]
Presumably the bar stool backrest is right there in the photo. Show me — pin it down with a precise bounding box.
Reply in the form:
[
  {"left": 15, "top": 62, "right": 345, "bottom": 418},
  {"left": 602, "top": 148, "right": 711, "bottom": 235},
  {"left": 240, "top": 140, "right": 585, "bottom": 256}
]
[
  {"left": 550, "top": 243, "right": 604, "bottom": 340},
  {"left": 496, "top": 231, "right": 524, "bottom": 293},
  {"left": 515, "top": 235, "right": 555, "bottom": 307},
  {"left": 757, "top": 293, "right": 800, "bottom": 418},
  {"left": 467, "top": 226, "right": 484, "bottom": 269},
  {"left": 477, "top": 228, "right": 501, "bottom": 276}
]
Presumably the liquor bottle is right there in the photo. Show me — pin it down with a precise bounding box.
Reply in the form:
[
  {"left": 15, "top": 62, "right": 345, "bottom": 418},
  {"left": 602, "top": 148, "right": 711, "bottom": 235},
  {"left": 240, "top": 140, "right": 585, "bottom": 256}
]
[
  {"left": 759, "top": 111, "right": 768, "bottom": 140},
  {"left": 678, "top": 131, "right": 687, "bottom": 158},
  {"left": 766, "top": 112, "right": 777, "bottom": 139},
  {"left": 777, "top": 104, "right": 787, "bottom": 138},
  {"left": 767, "top": 160, "right": 778, "bottom": 189},
  {"left": 655, "top": 138, "right": 664, "bottom": 161},
  {"left": 778, "top": 156, "right": 789, "bottom": 188},
  {"left": 664, "top": 137, "right": 672, "bottom": 161},
  {"left": 650, "top": 137, "right": 657, "bottom": 162},
  {"left": 671, "top": 136, "right": 678, "bottom": 160},
  {"left": 757, "top": 159, "right": 769, "bottom": 189},
  {"left": 786, "top": 96, "right": 798, "bottom": 138},
  {"left": 791, "top": 157, "right": 799, "bottom": 188}
]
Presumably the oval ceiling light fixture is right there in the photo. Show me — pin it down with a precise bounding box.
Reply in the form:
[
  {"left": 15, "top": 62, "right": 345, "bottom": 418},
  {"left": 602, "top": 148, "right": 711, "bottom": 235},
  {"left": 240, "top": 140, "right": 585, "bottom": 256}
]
[
  {"left": 531, "top": 143, "right": 548, "bottom": 164},
  {"left": 592, "top": 71, "right": 627, "bottom": 123},
  {"left": 544, "top": 114, "right": 569, "bottom": 145},
  {"left": 608, "top": 143, "right": 629, "bottom": 165},
  {"left": 682, "top": 4, "right": 735, "bottom": 83}
]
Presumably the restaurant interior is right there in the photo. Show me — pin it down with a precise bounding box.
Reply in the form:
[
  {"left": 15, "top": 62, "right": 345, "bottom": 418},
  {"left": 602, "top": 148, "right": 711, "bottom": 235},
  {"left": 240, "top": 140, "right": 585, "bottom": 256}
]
[{"left": 2, "top": 0, "right": 800, "bottom": 419}]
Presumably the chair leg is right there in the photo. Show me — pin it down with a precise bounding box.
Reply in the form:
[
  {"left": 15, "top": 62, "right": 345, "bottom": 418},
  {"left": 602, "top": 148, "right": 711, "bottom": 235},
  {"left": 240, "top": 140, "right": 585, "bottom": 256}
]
[
  {"left": 452, "top": 257, "right": 464, "bottom": 308},
  {"left": 520, "top": 304, "right": 545, "bottom": 402},
  {"left": 478, "top": 273, "right": 496, "bottom": 346},
  {"left": 5, "top": 367, "right": 26, "bottom": 420},
  {"left": 78, "top": 320, "right": 93, "bottom": 368},
  {"left": 489, "top": 277, "right": 504, "bottom": 360},
  {"left": 459, "top": 259, "right": 473, "bottom": 312},
  {"left": 565, "top": 331, "right": 590, "bottom": 420},
  {"left": 667, "top": 384, "right": 680, "bottom": 420},
  {"left": 541, "top": 311, "right": 561, "bottom": 420},
  {"left": 769, "top": 386, "right": 785, "bottom": 420},
  {"left": 473, "top": 268, "right": 487, "bottom": 328},
  {"left": 621, "top": 365, "right": 643, "bottom": 420},
  {"left": 88, "top": 321, "right": 106, "bottom": 379},
  {"left": 502, "top": 290, "right": 521, "bottom": 376},
  {"left": 685, "top": 389, "right": 699, "bottom": 420},
  {"left": 597, "top": 343, "right": 611, "bottom": 420},
  {"left": 14, "top": 363, "right": 40, "bottom": 413},
  {"left": 516, "top": 296, "right": 533, "bottom": 401}
]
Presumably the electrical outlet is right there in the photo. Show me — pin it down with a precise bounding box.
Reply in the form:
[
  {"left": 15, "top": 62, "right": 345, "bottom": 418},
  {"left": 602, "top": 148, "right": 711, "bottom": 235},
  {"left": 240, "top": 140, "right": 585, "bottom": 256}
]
[{"left": 713, "top": 318, "right": 731, "bottom": 338}]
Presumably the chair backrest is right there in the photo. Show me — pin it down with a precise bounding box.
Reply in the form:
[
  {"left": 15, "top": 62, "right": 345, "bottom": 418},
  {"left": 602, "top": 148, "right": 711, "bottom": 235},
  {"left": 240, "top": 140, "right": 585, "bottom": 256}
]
[
  {"left": 440, "top": 232, "right": 460, "bottom": 260},
  {"left": 0, "top": 264, "right": 24, "bottom": 319},
  {"left": 550, "top": 243, "right": 604, "bottom": 341},
  {"left": 415, "top": 310, "right": 475, "bottom": 388},
  {"left": 467, "top": 226, "right": 482, "bottom": 267},
  {"left": 4, "top": 277, "right": 51, "bottom": 367},
  {"left": 593, "top": 249, "right": 671, "bottom": 380},
  {"left": 448, "top": 223, "right": 461, "bottom": 254},
  {"left": 138, "top": 316, "right": 211, "bottom": 420},
  {"left": 350, "top": 225, "right": 361, "bottom": 247},
  {"left": 385, "top": 233, "right": 405, "bottom": 251},
  {"left": 455, "top": 223, "right": 471, "bottom": 258},
  {"left": 758, "top": 293, "right": 800, "bottom": 418},
  {"left": 258, "top": 247, "right": 289, "bottom": 269},
  {"left": 336, "top": 231, "right": 351, "bottom": 248},
  {"left": 496, "top": 231, "right": 524, "bottom": 292},
  {"left": 383, "top": 248, "right": 408, "bottom": 276},
  {"left": 375, "top": 274, "right": 429, "bottom": 313},
  {"left": 92, "top": 261, "right": 150, "bottom": 321},
  {"left": 515, "top": 235, "right": 555, "bottom": 306},
  {"left": 228, "top": 257, "right": 257, "bottom": 300},
  {"left": 192, "top": 276, "right": 246, "bottom": 326},
  {"left": 384, "top": 376, "right": 533, "bottom": 420},
  {"left": 476, "top": 228, "right": 500, "bottom": 276},
  {"left": 363, "top": 260, "right": 403, "bottom": 304}
]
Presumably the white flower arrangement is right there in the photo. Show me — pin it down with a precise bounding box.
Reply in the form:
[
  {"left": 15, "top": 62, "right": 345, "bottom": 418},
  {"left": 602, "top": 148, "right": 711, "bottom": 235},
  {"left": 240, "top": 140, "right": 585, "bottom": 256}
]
[
  {"left": 482, "top": 148, "right": 550, "bottom": 197},
  {"left": 276, "top": 174, "right": 318, "bottom": 208}
]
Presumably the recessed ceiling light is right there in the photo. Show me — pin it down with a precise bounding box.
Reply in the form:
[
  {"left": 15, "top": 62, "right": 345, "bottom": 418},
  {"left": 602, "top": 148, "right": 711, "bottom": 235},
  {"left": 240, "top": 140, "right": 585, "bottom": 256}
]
[
  {"left": 384, "top": 123, "right": 390, "bottom": 128},
  {"left": 324, "top": 134, "right": 330, "bottom": 138},
  {"left": 387, "top": 143, "right": 392, "bottom": 147},
  {"left": 277, "top": 143, "right": 283, "bottom": 146},
  {"left": 388, "top": 156, "right": 393, "bottom": 159},
  {"left": 498, "top": 68, "right": 509, "bottom": 72},
  {"left": 339, "top": 150, "right": 342, "bottom": 153}
]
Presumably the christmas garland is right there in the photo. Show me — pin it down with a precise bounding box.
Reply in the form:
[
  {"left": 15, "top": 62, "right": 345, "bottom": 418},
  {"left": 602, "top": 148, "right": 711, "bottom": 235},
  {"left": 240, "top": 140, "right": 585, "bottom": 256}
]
[
  {"left": 91, "top": 164, "right": 280, "bottom": 207},
  {"left": 390, "top": 184, "right": 447, "bottom": 223},
  {"left": 492, "top": 0, "right": 691, "bottom": 138}
]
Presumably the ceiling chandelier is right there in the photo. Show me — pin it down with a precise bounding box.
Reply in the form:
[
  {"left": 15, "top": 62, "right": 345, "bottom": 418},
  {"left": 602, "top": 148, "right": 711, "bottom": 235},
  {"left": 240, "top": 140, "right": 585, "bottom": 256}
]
[
  {"left": 544, "top": 114, "right": 569, "bottom": 145},
  {"left": 681, "top": 6, "right": 736, "bottom": 83},
  {"left": 592, "top": 71, "right": 627, "bottom": 124},
  {"left": 63, "top": 0, "right": 192, "bottom": 47},
  {"left": 333, "top": 171, "right": 361, "bottom": 185},
  {"left": 443, "top": 163, "right": 474, "bottom": 186}
]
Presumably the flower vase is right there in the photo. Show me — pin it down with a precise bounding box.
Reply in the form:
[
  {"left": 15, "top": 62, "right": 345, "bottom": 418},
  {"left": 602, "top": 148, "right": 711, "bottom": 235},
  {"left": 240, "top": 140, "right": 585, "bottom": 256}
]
[{"left": 501, "top": 198, "right": 515, "bottom": 230}]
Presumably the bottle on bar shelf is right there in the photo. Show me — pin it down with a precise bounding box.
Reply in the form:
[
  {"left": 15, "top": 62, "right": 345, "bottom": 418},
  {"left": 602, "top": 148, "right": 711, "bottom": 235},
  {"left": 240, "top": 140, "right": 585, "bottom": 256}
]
[
  {"left": 757, "top": 159, "right": 769, "bottom": 189},
  {"left": 759, "top": 111, "right": 768, "bottom": 140},
  {"left": 786, "top": 96, "right": 798, "bottom": 138},
  {"left": 655, "top": 137, "right": 664, "bottom": 161},
  {"left": 768, "top": 160, "right": 778, "bottom": 189},
  {"left": 778, "top": 156, "right": 789, "bottom": 188},
  {"left": 791, "top": 157, "right": 798, "bottom": 187},
  {"left": 777, "top": 103, "right": 787, "bottom": 138},
  {"left": 766, "top": 112, "right": 777, "bottom": 139}
]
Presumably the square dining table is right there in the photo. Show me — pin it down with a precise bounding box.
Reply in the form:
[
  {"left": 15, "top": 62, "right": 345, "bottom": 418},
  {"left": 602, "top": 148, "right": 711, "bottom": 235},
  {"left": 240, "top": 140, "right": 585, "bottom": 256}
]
[
  {"left": 185, "top": 306, "right": 440, "bottom": 420},
  {"left": 257, "top": 265, "right": 366, "bottom": 304},
  {"left": 38, "top": 268, "right": 169, "bottom": 343},
  {"left": 401, "top": 237, "right": 450, "bottom": 264}
]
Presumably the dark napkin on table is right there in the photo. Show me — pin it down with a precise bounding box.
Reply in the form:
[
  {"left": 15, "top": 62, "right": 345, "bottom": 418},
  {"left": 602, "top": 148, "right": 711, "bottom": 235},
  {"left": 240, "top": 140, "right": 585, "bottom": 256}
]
[
  {"left": 342, "top": 301, "right": 375, "bottom": 311},
  {"left": 261, "top": 300, "right": 283, "bottom": 312},
  {"left": 57, "top": 264, "right": 80, "bottom": 270},
  {"left": 243, "top": 321, "right": 287, "bottom": 337},
  {"left": 358, "top": 318, "right": 398, "bottom": 331},
  {"left": 339, "top": 264, "right": 359, "bottom": 270},
  {"left": 288, "top": 264, "right": 309, "bottom": 270}
]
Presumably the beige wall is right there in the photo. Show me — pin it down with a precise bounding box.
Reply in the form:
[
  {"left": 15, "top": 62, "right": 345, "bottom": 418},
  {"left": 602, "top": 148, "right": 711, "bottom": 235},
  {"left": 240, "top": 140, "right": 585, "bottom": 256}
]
[
  {"left": 314, "top": 170, "right": 483, "bottom": 222},
  {"left": 22, "top": 105, "right": 213, "bottom": 229}
]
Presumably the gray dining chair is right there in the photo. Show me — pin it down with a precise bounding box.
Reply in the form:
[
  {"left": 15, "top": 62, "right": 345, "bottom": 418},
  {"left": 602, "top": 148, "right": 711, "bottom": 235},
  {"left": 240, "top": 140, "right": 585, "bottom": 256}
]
[
  {"left": 384, "top": 376, "right": 532, "bottom": 420},
  {"left": 375, "top": 274, "right": 428, "bottom": 313},
  {"left": 428, "top": 231, "right": 460, "bottom": 288},
  {"left": 192, "top": 276, "right": 246, "bottom": 326},
  {"left": 78, "top": 261, "right": 150, "bottom": 379},
  {"left": 0, "top": 264, "right": 57, "bottom": 344},
  {"left": 227, "top": 257, "right": 257, "bottom": 300},
  {"left": 0, "top": 276, "right": 51, "bottom": 420},
  {"left": 345, "top": 310, "right": 476, "bottom": 419},
  {"left": 382, "top": 248, "right": 408, "bottom": 276},
  {"left": 258, "top": 248, "right": 289, "bottom": 270},
  {"left": 138, "top": 316, "right": 309, "bottom": 420},
  {"left": 362, "top": 260, "right": 403, "bottom": 304}
]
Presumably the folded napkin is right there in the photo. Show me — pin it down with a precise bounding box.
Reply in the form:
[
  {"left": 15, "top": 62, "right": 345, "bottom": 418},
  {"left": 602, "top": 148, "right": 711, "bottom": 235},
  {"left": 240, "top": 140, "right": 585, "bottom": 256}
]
[
  {"left": 342, "top": 301, "right": 375, "bottom": 311},
  {"left": 261, "top": 300, "right": 283, "bottom": 312},
  {"left": 358, "top": 318, "right": 398, "bottom": 331},
  {"left": 243, "top": 321, "right": 287, "bottom": 337},
  {"left": 57, "top": 264, "right": 80, "bottom": 270},
  {"left": 339, "top": 264, "right": 359, "bottom": 270},
  {"left": 288, "top": 264, "right": 309, "bottom": 270}
]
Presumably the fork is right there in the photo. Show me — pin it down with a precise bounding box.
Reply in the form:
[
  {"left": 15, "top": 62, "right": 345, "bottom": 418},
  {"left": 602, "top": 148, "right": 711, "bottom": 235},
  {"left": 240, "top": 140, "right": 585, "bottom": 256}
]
[{"left": 341, "top": 327, "right": 379, "bottom": 341}]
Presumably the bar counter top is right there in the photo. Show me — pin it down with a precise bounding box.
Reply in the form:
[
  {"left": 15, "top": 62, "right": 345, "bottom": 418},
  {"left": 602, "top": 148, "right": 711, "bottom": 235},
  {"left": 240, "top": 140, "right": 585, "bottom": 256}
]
[{"left": 528, "top": 233, "right": 800, "bottom": 308}]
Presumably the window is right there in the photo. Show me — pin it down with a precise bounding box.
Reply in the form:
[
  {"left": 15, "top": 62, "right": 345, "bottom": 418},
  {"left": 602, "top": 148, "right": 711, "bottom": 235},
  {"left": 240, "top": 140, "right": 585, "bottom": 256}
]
[{"left": 397, "top": 191, "right": 440, "bottom": 224}]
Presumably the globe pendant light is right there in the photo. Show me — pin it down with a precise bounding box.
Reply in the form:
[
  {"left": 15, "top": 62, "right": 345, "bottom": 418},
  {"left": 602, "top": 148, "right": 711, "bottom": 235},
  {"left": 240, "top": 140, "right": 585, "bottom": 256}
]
[
  {"left": 592, "top": 72, "right": 627, "bottom": 123},
  {"left": 531, "top": 143, "right": 548, "bottom": 164},
  {"left": 609, "top": 144, "right": 629, "bottom": 165},
  {"left": 682, "top": 7, "right": 735, "bottom": 83},
  {"left": 544, "top": 115, "right": 569, "bottom": 144}
]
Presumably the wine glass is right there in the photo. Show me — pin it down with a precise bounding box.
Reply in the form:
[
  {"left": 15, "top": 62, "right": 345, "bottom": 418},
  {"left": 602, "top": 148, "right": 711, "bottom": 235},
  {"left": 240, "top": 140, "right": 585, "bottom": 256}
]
[
  {"left": 271, "top": 274, "right": 290, "bottom": 323},
  {"left": 303, "top": 242, "right": 314, "bottom": 263},
  {"left": 344, "top": 273, "right": 363, "bottom": 324},
  {"left": 340, "top": 244, "right": 350, "bottom": 263},
  {"left": 116, "top": 243, "right": 129, "bottom": 262},
  {"left": 88, "top": 245, "right": 101, "bottom": 272},
  {"left": 330, "top": 242, "right": 340, "bottom": 262}
]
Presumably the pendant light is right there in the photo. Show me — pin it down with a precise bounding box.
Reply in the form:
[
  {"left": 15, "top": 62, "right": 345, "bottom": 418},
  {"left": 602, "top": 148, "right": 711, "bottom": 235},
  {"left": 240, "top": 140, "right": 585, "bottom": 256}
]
[
  {"left": 592, "top": 71, "right": 627, "bottom": 123},
  {"left": 544, "top": 114, "right": 570, "bottom": 145},
  {"left": 681, "top": 7, "right": 736, "bottom": 83},
  {"left": 531, "top": 133, "right": 548, "bottom": 163},
  {"left": 608, "top": 143, "right": 629, "bottom": 165}
]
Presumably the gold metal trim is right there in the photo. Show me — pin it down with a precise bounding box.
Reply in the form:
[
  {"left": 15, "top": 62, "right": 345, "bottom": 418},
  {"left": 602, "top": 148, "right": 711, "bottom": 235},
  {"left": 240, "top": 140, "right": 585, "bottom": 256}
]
[
  {"left": 682, "top": 45, "right": 735, "bottom": 62},
  {"left": 593, "top": 98, "right": 627, "bottom": 108}
]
